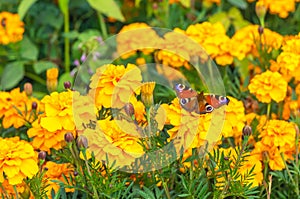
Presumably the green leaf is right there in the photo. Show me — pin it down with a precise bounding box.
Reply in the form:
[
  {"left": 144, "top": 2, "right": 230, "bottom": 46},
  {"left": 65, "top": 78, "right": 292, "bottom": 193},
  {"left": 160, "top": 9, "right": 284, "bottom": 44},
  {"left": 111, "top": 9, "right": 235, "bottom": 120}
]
[
  {"left": 227, "top": 0, "right": 247, "bottom": 9},
  {"left": 58, "top": 0, "right": 69, "bottom": 15},
  {"left": 20, "top": 37, "right": 38, "bottom": 60},
  {"left": 33, "top": 61, "right": 58, "bottom": 74},
  {"left": 57, "top": 72, "right": 74, "bottom": 92},
  {"left": 18, "top": 0, "right": 38, "bottom": 19},
  {"left": 1, "top": 61, "right": 25, "bottom": 90},
  {"left": 87, "top": 0, "right": 125, "bottom": 22}
]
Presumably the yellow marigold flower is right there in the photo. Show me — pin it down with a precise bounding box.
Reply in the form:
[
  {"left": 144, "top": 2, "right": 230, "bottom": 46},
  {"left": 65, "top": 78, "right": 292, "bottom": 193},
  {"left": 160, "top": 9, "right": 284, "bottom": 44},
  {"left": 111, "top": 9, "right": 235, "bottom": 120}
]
[
  {"left": 0, "top": 137, "right": 38, "bottom": 185},
  {"left": 83, "top": 119, "right": 144, "bottom": 168},
  {"left": 271, "top": 33, "right": 300, "bottom": 82},
  {"left": 231, "top": 25, "right": 283, "bottom": 60},
  {"left": 221, "top": 97, "right": 245, "bottom": 142},
  {"left": 89, "top": 63, "right": 142, "bottom": 109},
  {"left": 141, "top": 82, "right": 155, "bottom": 107},
  {"left": 249, "top": 0, "right": 298, "bottom": 18},
  {"left": 186, "top": 22, "right": 233, "bottom": 66},
  {"left": 155, "top": 28, "right": 201, "bottom": 69},
  {"left": 0, "top": 180, "right": 34, "bottom": 198},
  {"left": 0, "top": 88, "right": 40, "bottom": 129},
  {"left": 43, "top": 161, "right": 74, "bottom": 196},
  {"left": 46, "top": 68, "right": 59, "bottom": 92},
  {"left": 248, "top": 70, "right": 287, "bottom": 103},
  {"left": 260, "top": 120, "right": 296, "bottom": 149},
  {"left": 0, "top": 12, "right": 24, "bottom": 45},
  {"left": 117, "top": 22, "right": 162, "bottom": 59},
  {"left": 27, "top": 90, "right": 77, "bottom": 153}
]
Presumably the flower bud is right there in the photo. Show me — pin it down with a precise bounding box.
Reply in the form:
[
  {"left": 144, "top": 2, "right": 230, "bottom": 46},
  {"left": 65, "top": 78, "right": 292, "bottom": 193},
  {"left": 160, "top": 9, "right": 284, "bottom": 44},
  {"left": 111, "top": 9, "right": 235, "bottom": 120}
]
[
  {"left": 141, "top": 82, "right": 155, "bottom": 108},
  {"left": 64, "top": 132, "right": 74, "bottom": 143},
  {"left": 124, "top": 103, "right": 135, "bottom": 117},
  {"left": 46, "top": 68, "right": 58, "bottom": 93},
  {"left": 77, "top": 135, "right": 88, "bottom": 149},
  {"left": 258, "top": 26, "right": 264, "bottom": 35},
  {"left": 64, "top": 81, "right": 72, "bottom": 89},
  {"left": 24, "top": 82, "right": 33, "bottom": 96},
  {"left": 74, "top": 171, "right": 79, "bottom": 176},
  {"left": 255, "top": 2, "right": 267, "bottom": 27},
  {"left": 242, "top": 125, "right": 252, "bottom": 137},
  {"left": 38, "top": 151, "right": 47, "bottom": 160},
  {"left": 224, "top": 156, "right": 229, "bottom": 161},
  {"left": 32, "top": 101, "right": 38, "bottom": 110}
]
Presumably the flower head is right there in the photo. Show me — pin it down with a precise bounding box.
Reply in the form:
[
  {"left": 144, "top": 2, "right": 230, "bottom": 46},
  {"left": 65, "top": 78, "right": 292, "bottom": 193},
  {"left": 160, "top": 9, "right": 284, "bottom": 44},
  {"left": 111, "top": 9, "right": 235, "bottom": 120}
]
[
  {"left": 27, "top": 90, "right": 77, "bottom": 153},
  {"left": 0, "top": 12, "right": 24, "bottom": 45},
  {"left": 248, "top": 70, "right": 287, "bottom": 103},
  {"left": 89, "top": 63, "right": 142, "bottom": 109},
  {"left": 0, "top": 137, "right": 38, "bottom": 185},
  {"left": 43, "top": 161, "right": 74, "bottom": 196}
]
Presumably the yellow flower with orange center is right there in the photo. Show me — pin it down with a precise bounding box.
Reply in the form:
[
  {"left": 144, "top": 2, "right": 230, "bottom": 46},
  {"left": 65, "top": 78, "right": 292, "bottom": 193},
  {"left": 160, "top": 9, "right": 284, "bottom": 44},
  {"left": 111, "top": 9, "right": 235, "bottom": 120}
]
[
  {"left": 248, "top": 70, "right": 287, "bottom": 103},
  {"left": 89, "top": 63, "right": 142, "bottom": 109},
  {"left": 185, "top": 22, "right": 233, "bottom": 66},
  {"left": 117, "top": 22, "right": 162, "bottom": 59},
  {"left": 249, "top": 0, "right": 298, "bottom": 18},
  {"left": 0, "top": 137, "right": 38, "bottom": 185},
  {"left": 27, "top": 90, "right": 77, "bottom": 153},
  {"left": 231, "top": 25, "right": 283, "bottom": 60},
  {"left": 43, "top": 161, "right": 74, "bottom": 196},
  {"left": 0, "top": 12, "right": 24, "bottom": 45},
  {"left": 0, "top": 88, "right": 40, "bottom": 129}
]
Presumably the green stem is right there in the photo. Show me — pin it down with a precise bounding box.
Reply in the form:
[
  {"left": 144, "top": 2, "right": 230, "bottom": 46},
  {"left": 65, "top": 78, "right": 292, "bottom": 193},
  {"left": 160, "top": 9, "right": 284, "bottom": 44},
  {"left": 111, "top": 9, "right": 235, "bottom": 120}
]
[
  {"left": 13, "top": 185, "right": 19, "bottom": 199},
  {"left": 83, "top": 150, "right": 100, "bottom": 199},
  {"left": 64, "top": 5, "right": 70, "bottom": 73},
  {"left": 162, "top": 179, "right": 171, "bottom": 199},
  {"left": 25, "top": 72, "right": 46, "bottom": 85},
  {"left": 266, "top": 102, "right": 271, "bottom": 119},
  {"left": 97, "top": 12, "right": 108, "bottom": 39},
  {"left": 280, "top": 152, "right": 297, "bottom": 191}
]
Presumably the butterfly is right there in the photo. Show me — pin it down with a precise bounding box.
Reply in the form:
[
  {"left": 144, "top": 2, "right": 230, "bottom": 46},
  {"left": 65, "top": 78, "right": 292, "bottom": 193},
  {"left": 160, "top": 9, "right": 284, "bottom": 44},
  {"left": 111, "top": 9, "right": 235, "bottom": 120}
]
[{"left": 174, "top": 83, "right": 230, "bottom": 114}]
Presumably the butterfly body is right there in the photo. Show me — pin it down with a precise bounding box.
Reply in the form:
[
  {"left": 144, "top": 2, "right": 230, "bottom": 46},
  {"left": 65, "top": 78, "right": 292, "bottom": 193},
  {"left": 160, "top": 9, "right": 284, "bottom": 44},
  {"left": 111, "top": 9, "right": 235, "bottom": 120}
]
[{"left": 174, "top": 84, "right": 230, "bottom": 114}]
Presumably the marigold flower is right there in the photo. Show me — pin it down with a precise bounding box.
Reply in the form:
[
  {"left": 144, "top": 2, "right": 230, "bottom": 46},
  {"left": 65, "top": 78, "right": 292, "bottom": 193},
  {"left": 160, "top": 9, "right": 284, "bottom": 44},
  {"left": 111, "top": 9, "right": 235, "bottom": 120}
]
[
  {"left": 117, "top": 23, "right": 162, "bottom": 59},
  {"left": 0, "top": 180, "right": 34, "bottom": 198},
  {"left": 27, "top": 90, "right": 77, "bottom": 153},
  {"left": 141, "top": 82, "right": 155, "bottom": 107},
  {"left": 270, "top": 33, "right": 300, "bottom": 82},
  {"left": 89, "top": 63, "right": 142, "bottom": 109},
  {"left": 0, "top": 12, "right": 24, "bottom": 45},
  {"left": 0, "top": 88, "right": 40, "bottom": 129},
  {"left": 43, "top": 161, "right": 74, "bottom": 196},
  {"left": 0, "top": 137, "right": 38, "bottom": 185},
  {"left": 248, "top": 70, "right": 287, "bottom": 103},
  {"left": 185, "top": 22, "right": 233, "bottom": 66},
  {"left": 231, "top": 25, "right": 283, "bottom": 60},
  {"left": 249, "top": 0, "right": 298, "bottom": 18}
]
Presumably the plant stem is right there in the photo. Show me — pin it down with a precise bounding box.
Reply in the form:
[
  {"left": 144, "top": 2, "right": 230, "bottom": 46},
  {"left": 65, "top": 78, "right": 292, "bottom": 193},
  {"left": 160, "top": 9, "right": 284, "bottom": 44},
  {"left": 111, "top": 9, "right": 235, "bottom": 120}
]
[
  {"left": 64, "top": 5, "right": 70, "bottom": 73},
  {"left": 280, "top": 152, "right": 297, "bottom": 193},
  {"left": 266, "top": 102, "right": 271, "bottom": 119},
  {"left": 13, "top": 185, "right": 19, "bottom": 199},
  {"left": 25, "top": 72, "right": 46, "bottom": 85},
  {"left": 97, "top": 12, "right": 108, "bottom": 39}
]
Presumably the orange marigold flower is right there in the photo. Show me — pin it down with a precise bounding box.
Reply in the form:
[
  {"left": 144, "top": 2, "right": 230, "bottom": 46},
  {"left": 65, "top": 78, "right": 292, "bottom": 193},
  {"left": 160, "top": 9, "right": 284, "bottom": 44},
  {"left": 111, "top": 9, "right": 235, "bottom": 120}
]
[
  {"left": 186, "top": 22, "right": 233, "bottom": 66},
  {"left": 0, "top": 180, "right": 34, "bottom": 198},
  {"left": 27, "top": 90, "right": 77, "bottom": 153},
  {"left": 43, "top": 161, "right": 74, "bottom": 196},
  {"left": 248, "top": 70, "right": 287, "bottom": 103},
  {"left": 249, "top": 0, "right": 298, "bottom": 18},
  {"left": 89, "top": 63, "right": 142, "bottom": 109},
  {"left": 117, "top": 22, "right": 162, "bottom": 59},
  {"left": 271, "top": 33, "right": 300, "bottom": 82},
  {"left": 231, "top": 25, "right": 283, "bottom": 60},
  {"left": 0, "top": 88, "right": 40, "bottom": 129},
  {"left": 0, "top": 137, "right": 38, "bottom": 185},
  {"left": 0, "top": 12, "right": 24, "bottom": 45}
]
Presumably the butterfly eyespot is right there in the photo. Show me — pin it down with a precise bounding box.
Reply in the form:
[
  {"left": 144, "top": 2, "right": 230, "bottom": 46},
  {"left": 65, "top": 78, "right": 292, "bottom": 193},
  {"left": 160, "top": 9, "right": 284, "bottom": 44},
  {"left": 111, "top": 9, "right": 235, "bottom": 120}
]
[
  {"left": 205, "top": 105, "right": 214, "bottom": 113},
  {"left": 219, "top": 96, "right": 225, "bottom": 101},
  {"left": 176, "top": 84, "right": 185, "bottom": 91},
  {"left": 180, "top": 98, "right": 187, "bottom": 105}
]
